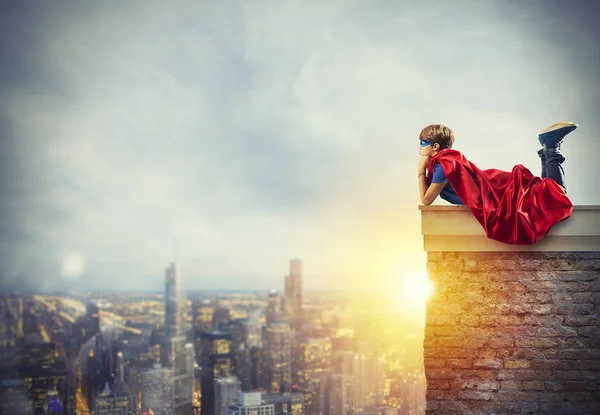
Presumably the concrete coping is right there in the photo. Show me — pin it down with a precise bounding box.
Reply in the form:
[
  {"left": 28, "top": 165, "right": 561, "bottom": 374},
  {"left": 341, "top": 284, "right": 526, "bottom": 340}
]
[{"left": 419, "top": 205, "right": 600, "bottom": 252}]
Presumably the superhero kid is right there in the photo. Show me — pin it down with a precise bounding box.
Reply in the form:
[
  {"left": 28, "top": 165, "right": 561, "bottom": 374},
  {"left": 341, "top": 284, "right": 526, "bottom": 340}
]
[{"left": 417, "top": 122, "right": 578, "bottom": 245}]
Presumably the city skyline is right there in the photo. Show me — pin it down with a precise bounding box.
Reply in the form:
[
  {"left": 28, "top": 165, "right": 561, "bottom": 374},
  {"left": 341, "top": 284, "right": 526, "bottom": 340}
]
[
  {"left": 0, "top": 260, "right": 428, "bottom": 414},
  {"left": 1, "top": 1, "right": 599, "bottom": 294}
]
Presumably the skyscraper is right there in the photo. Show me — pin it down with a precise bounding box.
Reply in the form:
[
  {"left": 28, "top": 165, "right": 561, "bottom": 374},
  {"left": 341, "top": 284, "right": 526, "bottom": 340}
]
[
  {"left": 244, "top": 310, "right": 262, "bottom": 349},
  {"left": 353, "top": 355, "right": 386, "bottom": 412},
  {"left": 162, "top": 262, "right": 194, "bottom": 415},
  {"left": 297, "top": 337, "right": 333, "bottom": 411},
  {"left": 164, "top": 262, "right": 185, "bottom": 339},
  {"left": 93, "top": 382, "right": 136, "bottom": 415},
  {"left": 214, "top": 376, "right": 241, "bottom": 415},
  {"left": 228, "top": 392, "right": 275, "bottom": 415},
  {"left": 263, "top": 392, "right": 305, "bottom": 415},
  {"left": 263, "top": 323, "right": 292, "bottom": 393},
  {"left": 199, "top": 330, "right": 232, "bottom": 415},
  {"left": 141, "top": 365, "right": 173, "bottom": 415},
  {"left": 86, "top": 302, "right": 100, "bottom": 340},
  {"left": 266, "top": 291, "right": 281, "bottom": 327},
  {"left": 283, "top": 259, "right": 302, "bottom": 320}
]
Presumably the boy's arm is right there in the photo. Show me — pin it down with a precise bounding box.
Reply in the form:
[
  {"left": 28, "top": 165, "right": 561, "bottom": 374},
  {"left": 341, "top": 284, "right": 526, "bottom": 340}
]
[
  {"left": 418, "top": 176, "right": 446, "bottom": 205},
  {"left": 418, "top": 155, "right": 446, "bottom": 205}
]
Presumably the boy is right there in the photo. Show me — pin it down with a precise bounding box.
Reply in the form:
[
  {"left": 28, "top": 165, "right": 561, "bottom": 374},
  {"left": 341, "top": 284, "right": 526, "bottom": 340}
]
[{"left": 417, "top": 122, "right": 577, "bottom": 245}]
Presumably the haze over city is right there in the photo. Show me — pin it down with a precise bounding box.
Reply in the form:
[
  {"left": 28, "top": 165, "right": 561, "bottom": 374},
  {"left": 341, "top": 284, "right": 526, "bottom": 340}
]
[{"left": 1, "top": 0, "right": 599, "bottom": 294}]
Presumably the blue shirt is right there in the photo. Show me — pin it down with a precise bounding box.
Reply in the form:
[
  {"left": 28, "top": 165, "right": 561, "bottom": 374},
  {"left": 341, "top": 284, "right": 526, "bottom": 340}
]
[{"left": 432, "top": 164, "right": 465, "bottom": 205}]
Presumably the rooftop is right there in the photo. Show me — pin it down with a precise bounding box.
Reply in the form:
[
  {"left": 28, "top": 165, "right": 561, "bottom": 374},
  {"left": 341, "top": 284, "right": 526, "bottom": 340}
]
[{"left": 420, "top": 205, "right": 600, "bottom": 252}]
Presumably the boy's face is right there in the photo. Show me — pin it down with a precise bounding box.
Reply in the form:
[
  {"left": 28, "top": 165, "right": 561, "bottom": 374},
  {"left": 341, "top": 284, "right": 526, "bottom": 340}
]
[{"left": 419, "top": 139, "right": 437, "bottom": 156}]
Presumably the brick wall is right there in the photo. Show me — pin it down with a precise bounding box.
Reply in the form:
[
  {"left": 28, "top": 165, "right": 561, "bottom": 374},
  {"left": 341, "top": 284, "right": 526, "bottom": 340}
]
[{"left": 424, "top": 251, "right": 600, "bottom": 414}]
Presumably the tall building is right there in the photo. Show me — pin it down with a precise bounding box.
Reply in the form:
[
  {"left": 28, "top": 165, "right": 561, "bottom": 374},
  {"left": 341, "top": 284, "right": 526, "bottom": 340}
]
[
  {"left": 266, "top": 291, "right": 280, "bottom": 327},
  {"left": 162, "top": 262, "right": 194, "bottom": 414},
  {"left": 192, "top": 300, "right": 215, "bottom": 333},
  {"left": 1, "top": 351, "right": 72, "bottom": 415},
  {"left": 353, "top": 355, "right": 386, "bottom": 412},
  {"left": 247, "top": 346, "right": 268, "bottom": 391},
  {"left": 141, "top": 365, "right": 173, "bottom": 415},
  {"left": 0, "top": 297, "right": 24, "bottom": 354},
  {"left": 214, "top": 376, "right": 241, "bottom": 415},
  {"left": 262, "top": 392, "right": 304, "bottom": 415},
  {"left": 0, "top": 378, "right": 32, "bottom": 415},
  {"left": 298, "top": 338, "right": 333, "bottom": 389},
  {"left": 199, "top": 331, "right": 232, "bottom": 415},
  {"left": 221, "top": 319, "right": 247, "bottom": 381},
  {"left": 283, "top": 260, "right": 302, "bottom": 321},
  {"left": 296, "top": 337, "right": 333, "bottom": 412},
  {"left": 212, "top": 307, "right": 230, "bottom": 332},
  {"left": 164, "top": 262, "right": 186, "bottom": 340},
  {"left": 116, "top": 352, "right": 125, "bottom": 384},
  {"left": 263, "top": 323, "right": 292, "bottom": 393},
  {"left": 244, "top": 310, "right": 262, "bottom": 349},
  {"left": 86, "top": 302, "right": 100, "bottom": 340},
  {"left": 324, "top": 373, "right": 354, "bottom": 415},
  {"left": 227, "top": 392, "right": 274, "bottom": 415},
  {"left": 93, "top": 382, "right": 136, "bottom": 415}
]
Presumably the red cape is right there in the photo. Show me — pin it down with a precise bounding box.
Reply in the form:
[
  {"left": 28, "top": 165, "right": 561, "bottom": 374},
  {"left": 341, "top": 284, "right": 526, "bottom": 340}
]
[{"left": 426, "top": 149, "right": 573, "bottom": 245}]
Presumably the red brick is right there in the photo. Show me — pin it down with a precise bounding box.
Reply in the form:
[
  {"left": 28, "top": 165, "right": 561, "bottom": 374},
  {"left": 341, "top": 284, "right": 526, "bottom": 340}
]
[
  {"left": 573, "top": 359, "right": 600, "bottom": 370},
  {"left": 473, "top": 358, "right": 502, "bottom": 369},
  {"left": 451, "top": 379, "right": 499, "bottom": 391},
  {"left": 458, "top": 390, "right": 493, "bottom": 400},
  {"left": 497, "top": 370, "right": 515, "bottom": 380},
  {"left": 564, "top": 315, "right": 596, "bottom": 325},
  {"left": 426, "top": 379, "right": 450, "bottom": 390},
  {"left": 460, "top": 315, "right": 480, "bottom": 326},
  {"left": 521, "top": 381, "right": 545, "bottom": 391},
  {"left": 514, "top": 370, "right": 554, "bottom": 381},
  {"left": 459, "top": 370, "right": 497, "bottom": 380},
  {"left": 488, "top": 337, "right": 515, "bottom": 348},
  {"left": 446, "top": 359, "right": 472, "bottom": 369},
  {"left": 425, "top": 369, "right": 456, "bottom": 380},
  {"left": 504, "top": 359, "right": 530, "bottom": 369},
  {"left": 426, "top": 390, "right": 457, "bottom": 400},
  {"left": 500, "top": 380, "right": 521, "bottom": 390},
  {"left": 423, "top": 358, "right": 445, "bottom": 368},
  {"left": 496, "top": 391, "right": 538, "bottom": 401},
  {"left": 536, "top": 326, "right": 577, "bottom": 337}
]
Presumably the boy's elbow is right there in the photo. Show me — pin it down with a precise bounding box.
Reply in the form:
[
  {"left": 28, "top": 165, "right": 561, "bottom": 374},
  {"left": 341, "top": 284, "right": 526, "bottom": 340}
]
[{"left": 420, "top": 196, "right": 434, "bottom": 206}]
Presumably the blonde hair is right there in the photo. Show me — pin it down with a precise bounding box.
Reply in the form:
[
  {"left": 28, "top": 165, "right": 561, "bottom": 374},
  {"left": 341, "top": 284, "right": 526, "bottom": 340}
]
[{"left": 419, "top": 124, "right": 455, "bottom": 149}]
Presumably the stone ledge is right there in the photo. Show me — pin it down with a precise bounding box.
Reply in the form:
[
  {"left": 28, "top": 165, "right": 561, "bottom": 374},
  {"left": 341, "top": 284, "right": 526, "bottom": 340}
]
[{"left": 420, "top": 205, "right": 600, "bottom": 252}]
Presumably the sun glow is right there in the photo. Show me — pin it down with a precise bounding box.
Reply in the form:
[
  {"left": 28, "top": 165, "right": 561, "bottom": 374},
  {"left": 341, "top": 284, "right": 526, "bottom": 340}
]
[{"left": 393, "top": 269, "right": 434, "bottom": 313}]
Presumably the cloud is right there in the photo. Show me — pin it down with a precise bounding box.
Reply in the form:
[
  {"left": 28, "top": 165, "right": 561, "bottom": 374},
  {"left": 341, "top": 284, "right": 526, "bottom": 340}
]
[{"left": 0, "top": 0, "right": 599, "bottom": 292}]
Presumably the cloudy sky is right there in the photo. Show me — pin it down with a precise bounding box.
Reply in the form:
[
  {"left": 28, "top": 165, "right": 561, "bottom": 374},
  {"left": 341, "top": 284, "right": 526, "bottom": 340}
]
[{"left": 1, "top": 0, "right": 599, "bottom": 293}]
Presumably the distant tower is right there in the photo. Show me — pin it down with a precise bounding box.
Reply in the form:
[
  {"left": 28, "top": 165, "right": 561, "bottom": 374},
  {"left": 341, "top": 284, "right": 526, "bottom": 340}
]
[
  {"left": 199, "top": 331, "right": 233, "bottom": 415},
  {"left": 212, "top": 306, "right": 231, "bottom": 331},
  {"left": 263, "top": 323, "right": 292, "bottom": 393},
  {"left": 164, "top": 262, "right": 186, "bottom": 339},
  {"left": 162, "top": 262, "right": 194, "bottom": 414},
  {"left": 116, "top": 352, "right": 125, "bottom": 384},
  {"left": 283, "top": 259, "right": 303, "bottom": 324},
  {"left": 140, "top": 364, "right": 173, "bottom": 414},
  {"left": 86, "top": 302, "right": 100, "bottom": 339},
  {"left": 214, "top": 376, "right": 241, "bottom": 415},
  {"left": 266, "top": 290, "right": 281, "bottom": 327}
]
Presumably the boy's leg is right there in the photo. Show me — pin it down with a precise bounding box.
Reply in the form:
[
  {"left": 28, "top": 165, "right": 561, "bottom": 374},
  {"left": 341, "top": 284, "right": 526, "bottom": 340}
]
[
  {"left": 543, "top": 148, "right": 566, "bottom": 192},
  {"left": 537, "top": 121, "right": 577, "bottom": 193},
  {"left": 537, "top": 149, "right": 547, "bottom": 178}
]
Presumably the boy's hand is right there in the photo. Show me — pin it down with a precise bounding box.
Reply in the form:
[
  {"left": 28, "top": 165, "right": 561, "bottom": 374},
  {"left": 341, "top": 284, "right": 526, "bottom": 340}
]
[{"left": 418, "top": 155, "right": 430, "bottom": 174}]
